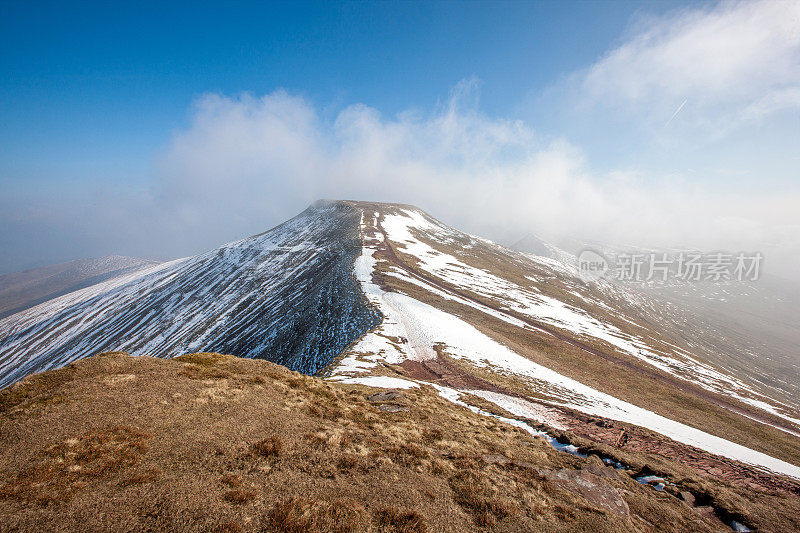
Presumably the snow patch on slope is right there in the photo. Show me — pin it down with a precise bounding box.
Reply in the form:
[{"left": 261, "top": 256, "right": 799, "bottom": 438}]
[
  {"left": 381, "top": 208, "right": 797, "bottom": 426},
  {"left": 340, "top": 209, "right": 800, "bottom": 480}
]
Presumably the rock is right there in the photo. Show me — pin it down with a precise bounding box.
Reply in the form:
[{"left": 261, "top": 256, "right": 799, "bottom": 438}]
[
  {"left": 694, "top": 506, "right": 717, "bottom": 519},
  {"left": 679, "top": 491, "right": 695, "bottom": 506},
  {"left": 581, "top": 458, "right": 619, "bottom": 480},
  {"left": 377, "top": 404, "right": 408, "bottom": 412},
  {"left": 367, "top": 390, "right": 407, "bottom": 403},
  {"left": 481, "top": 454, "right": 511, "bottom": 465},
  {"left": 368, "top": 390, "right": 410, "bottom": 412},
  {"left": 542, "top": 469, "right": 630, "bottom": 520}
]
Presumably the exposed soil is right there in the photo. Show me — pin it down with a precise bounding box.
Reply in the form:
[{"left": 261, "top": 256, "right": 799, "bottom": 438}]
[{"left": 399, "top": 351, "right": 800, "bottom": 497}]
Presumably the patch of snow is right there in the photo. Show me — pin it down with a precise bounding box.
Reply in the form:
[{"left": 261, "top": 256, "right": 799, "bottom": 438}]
[
  {"left": 331, "top": 375, "right": 419, "bottom": 389},
  {"left": 462, "top": 390, "right": 567, "bottom": 430}
]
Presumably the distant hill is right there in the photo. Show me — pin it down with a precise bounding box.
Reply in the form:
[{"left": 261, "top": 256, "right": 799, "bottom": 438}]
[
  {"left": 511, "top": 235, "right": 800, "bottom": 410},
  {"left": 0, "top": 255, "right": 158, "bottom": 319}
]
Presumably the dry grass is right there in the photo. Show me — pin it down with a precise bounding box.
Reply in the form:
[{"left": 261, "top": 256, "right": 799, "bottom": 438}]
[
  {"left": 252, "top": 436, "right": 283, "bottom": 459},
  {"left": 119, "top": 467, "right": 161, "bottom": 487},
  {"left": 223, "top": 489, "right": 255, "bottom": 505},
  {"left": 265, "top": 496, "right": 367, "bottom": 532},
  {"left": 220, "top": 473, "right": 243, "bottom": 487},
  {"left": 0, "top": 365, "right": 75, "bottom": 413},
  {"left": 0, "top": 352, "right": 796, "bottom": 532},
  {"left": 448, "top": 470, "right": 515, "bottom": 527},
  {"left": 175, "top": 352, "right": 231, "bottom": 366},
  {"left": 373, "top": 507, "right": 428, "bottom": 532},
  {"left": 0, "top": 425, "right": 149, "bottom": 505}
]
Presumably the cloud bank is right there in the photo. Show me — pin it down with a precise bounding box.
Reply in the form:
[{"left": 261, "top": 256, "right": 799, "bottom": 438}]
[
  {"left": 582, "top": 1, "right": 799, "bottom": 114},
  {"left": 150, "top": 79, "right": 798, "bottom": 277}
]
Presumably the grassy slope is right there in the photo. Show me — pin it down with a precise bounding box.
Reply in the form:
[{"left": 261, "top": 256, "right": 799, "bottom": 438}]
[{"left": 3, "top": 353, "right": 789, "bottom": 532}]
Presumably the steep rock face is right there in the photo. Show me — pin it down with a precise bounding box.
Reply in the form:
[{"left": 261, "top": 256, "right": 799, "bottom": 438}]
[{"left": 0, "top": 201, "right": 380, "bottom": 387}]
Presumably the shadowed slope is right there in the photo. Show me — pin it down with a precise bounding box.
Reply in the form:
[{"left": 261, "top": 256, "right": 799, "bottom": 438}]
[{"left": 0, "top": 201, "right": 380, "bottom": 387}]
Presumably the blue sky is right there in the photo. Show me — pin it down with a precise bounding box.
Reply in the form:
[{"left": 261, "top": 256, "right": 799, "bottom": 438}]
[
  {"left": 0, "top": 1, "right": 690, "bottom": 185},
  {"left": 1, "top": 0, "right": 798, "bottom": 278}
]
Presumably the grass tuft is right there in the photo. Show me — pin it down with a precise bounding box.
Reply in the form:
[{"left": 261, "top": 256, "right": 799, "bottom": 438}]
[
  {"left": 223, "top": 489, "right": 255, "bottom": 504},
  {"left": 252, "top": 436, "right": 283, "bottom": 459},
  {"left": 373, "top": 506, "right": 428, "bottom": 532},
  {"left": 265, "top": 496, "right": 366, "bottom": 532}
]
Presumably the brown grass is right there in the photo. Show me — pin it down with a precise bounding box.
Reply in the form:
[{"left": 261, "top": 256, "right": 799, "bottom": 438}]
[
  {"left": 373, "top": 506, "right": 428, "bottom": 532},
  {"left": 0, "top": 352, "right": 796, "bottom": 532},
  {"left": 175, "top": 352, "right": 231, "bottom": 366},
  {"left": 265, "top": 496, "right": 367, "bottom": 532},
  {"left": 448, "top": 470, "right": 514, "bottom": 527},
  {"left": 0, "top": 425, "right": 149, "bottom": 504},
  {"left": 220, "top": 473, "right": 242, "bottom": 487},
  {"left": 119, "top": 467, "right": 160, "bottom": 487},
  {"left": 252, "top": 436, "right": 283, "bottom": 459},
  {"left": 224, "top": 489, "right": 255, "bottom": 505},
  {"left": 217, "top": 523, "right": 244, "bottom": 533},
  {"left": 0, "top": 365, "right": 76, "bottom": 413}
]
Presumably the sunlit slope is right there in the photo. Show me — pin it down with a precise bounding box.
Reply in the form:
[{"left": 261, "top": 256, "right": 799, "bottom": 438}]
[
  {"left": 333, "top": 202, "right": 800, "bottom": 475},
  {"left": 9, "top": 352, "right": 796, "bottom": 532}
]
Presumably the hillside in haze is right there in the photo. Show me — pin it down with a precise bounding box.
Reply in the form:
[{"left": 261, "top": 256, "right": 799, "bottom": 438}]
[
  {"left": 511, "top": 235, "right": 800, "bottom": 407},
  {"left": 0, "top": 256, "right": 158, "bottom": 319}
]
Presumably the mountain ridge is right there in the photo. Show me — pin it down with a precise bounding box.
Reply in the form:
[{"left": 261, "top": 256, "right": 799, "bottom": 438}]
[
  {"left": 1, "top": 200, "right": 799, "bottom": 492},
  {"left": 0, "top": 201, "right": 379, "bottom": 387}
]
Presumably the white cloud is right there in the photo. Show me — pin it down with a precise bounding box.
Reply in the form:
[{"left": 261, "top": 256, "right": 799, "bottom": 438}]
[
  {"left": 578, "top": 0, "right": 800, "bottom": 128},
  {"left": 4, "top": 1, "right": 798, "bottom": 281},
  {"left": 151, "top": 85, "right": 800, "bottom": 280}
]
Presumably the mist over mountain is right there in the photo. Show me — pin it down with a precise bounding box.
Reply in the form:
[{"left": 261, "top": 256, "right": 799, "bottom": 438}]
[
  {"left": 2, "top": 1, "right": 799, "bottom": 530},
  {"left": 0, "top": 256, "right": 157, "bottom": 319}
]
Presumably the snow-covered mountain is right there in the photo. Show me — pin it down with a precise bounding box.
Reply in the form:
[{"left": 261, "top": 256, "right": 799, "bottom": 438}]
[
  {"left": 1, "top": 200, "right": 798, "bottom": 490},
  {"left": 0, "top": 201, "right": 379, "bottom": 387}
]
